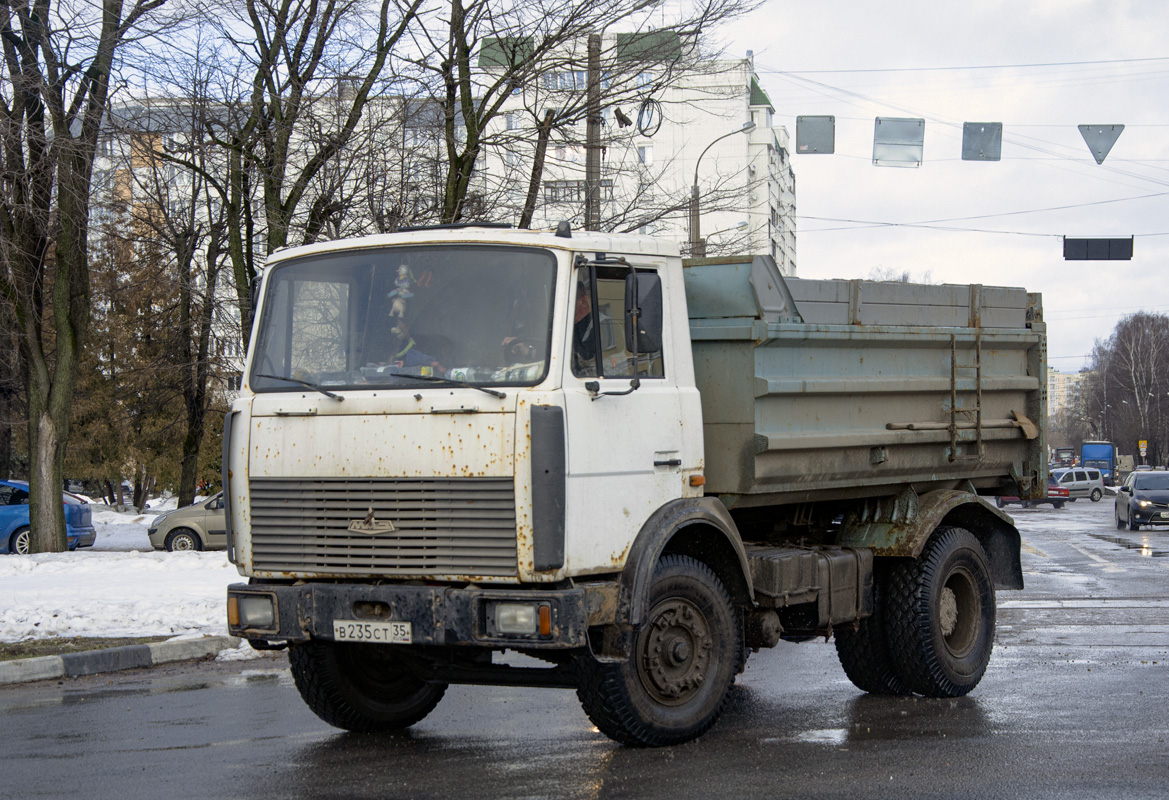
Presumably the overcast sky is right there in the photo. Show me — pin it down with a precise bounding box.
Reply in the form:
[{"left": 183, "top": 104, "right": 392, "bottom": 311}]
[{"left": 720, "top": 0, "right": 1169, "bottom": 371}]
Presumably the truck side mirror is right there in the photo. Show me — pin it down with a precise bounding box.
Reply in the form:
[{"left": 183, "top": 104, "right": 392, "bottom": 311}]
[
  {"left": 250, "top": 276, "right": 263, "bottom": 317},
  {"left": 625, "top": 271, "right": 663, "bottom": 354}
]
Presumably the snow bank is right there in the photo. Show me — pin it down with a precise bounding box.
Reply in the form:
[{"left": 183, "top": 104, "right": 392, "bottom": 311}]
[{"left": 0, "top": 504, "right": 240, "bottom": 643}]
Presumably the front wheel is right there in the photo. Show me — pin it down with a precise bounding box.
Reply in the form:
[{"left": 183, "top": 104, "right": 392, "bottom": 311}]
[
  {"left": 165, "top": 529, "right": 202, "bottom": 552},
  {"left": 1090, "top": 488, "right": 1103, "bottom": 502},
  {"left": 9, "top": 527, "right": 30, "bottom": 555},
  {"left": 1128, "top": 514, "right": 1141, "bottom": 531},
  {"left": 574, "top": 555, "right": 742, "bottom": 747},
  {"left": 885, "top": 526, "right": 996, "bottom": 698},
  {"left": 289, "top": 640, "right": 447, "bottom": 732}
]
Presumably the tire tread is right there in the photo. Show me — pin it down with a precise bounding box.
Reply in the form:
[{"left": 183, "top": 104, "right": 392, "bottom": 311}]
[
  {"left": 574, "top": 555, "right": 741, "bottom": 747},
  {"left": 884, "top": 526, "right": 995, "bottom": 698}
]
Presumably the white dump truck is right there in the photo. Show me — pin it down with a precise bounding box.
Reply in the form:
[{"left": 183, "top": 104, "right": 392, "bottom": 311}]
[{"left": 224, "top": 225, "right": 1046, "bottom": 746}]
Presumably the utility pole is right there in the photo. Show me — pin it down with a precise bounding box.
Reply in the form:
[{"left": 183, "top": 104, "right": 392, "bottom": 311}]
[{"left": 584, "top": 33, "right": 601, "bottom": 231}]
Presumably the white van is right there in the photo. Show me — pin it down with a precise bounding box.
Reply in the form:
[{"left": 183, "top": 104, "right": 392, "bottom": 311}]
[{"left": 1051, "top": 468, "right": 1106, "bottom": 502}]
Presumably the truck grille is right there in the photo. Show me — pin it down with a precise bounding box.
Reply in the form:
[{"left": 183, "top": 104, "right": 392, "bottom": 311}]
[{"left": 248, "top": 477, "right": 518, "bottom": 576}]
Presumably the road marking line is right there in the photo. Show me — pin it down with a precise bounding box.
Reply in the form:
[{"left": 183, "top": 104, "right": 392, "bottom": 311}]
[{"left": 1068, "top": 542, "right": 1126, "bottom": 573}]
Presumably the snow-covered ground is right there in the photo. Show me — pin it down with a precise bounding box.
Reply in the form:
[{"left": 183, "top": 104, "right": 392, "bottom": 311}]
[{"left": 0, "top": 497, "right": 258, "bottom": 658}]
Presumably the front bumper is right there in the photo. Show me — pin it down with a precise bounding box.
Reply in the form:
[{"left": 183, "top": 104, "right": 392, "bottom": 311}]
[
  {"left": 227, "top": 582, "right": 594, "bottom": 649},
  {"left": 1130, "top": 507, "right": 1169, "bottom": 525}
]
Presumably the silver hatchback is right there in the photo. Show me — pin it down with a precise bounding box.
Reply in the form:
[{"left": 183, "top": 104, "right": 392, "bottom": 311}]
[{"left": 1051, "top": 468, "right": 1106, "bottom": 502}]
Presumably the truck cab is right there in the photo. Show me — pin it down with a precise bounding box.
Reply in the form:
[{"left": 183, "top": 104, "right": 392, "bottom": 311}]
[{"left": 226, "top": 228, "right": 697, "bottom": 586}]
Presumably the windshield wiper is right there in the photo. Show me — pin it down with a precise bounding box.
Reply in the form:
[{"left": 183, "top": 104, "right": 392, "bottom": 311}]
[
  {"left": 402, "top": 373, "right": 506, "bottom": 399},
  {"left": 255, "top": 373, "right": 344, "bottom": 401}
]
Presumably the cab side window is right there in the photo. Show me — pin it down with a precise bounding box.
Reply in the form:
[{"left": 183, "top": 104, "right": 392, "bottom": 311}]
[{"left": 571, "top": 265, "right": 664, "bottom": 380}]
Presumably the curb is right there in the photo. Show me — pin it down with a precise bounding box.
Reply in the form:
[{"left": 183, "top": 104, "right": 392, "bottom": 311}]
[{"left": 0, "top": 635, "right": 241, "bottom": 686}]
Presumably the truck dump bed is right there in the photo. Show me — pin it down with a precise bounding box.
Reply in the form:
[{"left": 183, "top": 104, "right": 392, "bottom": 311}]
[{"left": 684, "top": 256, "right": 1046, "bottom": 508}]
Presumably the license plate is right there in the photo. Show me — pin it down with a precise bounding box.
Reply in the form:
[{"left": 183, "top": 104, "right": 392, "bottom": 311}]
[
  {"left": 1161, "top": 512, "right": 1169, "bottom": 519},
  {"left": 333, "top": 620, "right": 412, "bottom": 644}
]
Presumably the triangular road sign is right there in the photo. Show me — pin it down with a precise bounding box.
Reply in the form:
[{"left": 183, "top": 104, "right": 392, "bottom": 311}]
[{"left": 1078, "top": 124, "right": 1124, "bottom": 164}]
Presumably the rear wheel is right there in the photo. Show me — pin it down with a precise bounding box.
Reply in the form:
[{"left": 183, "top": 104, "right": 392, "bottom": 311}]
[
  {"left": 289, "top": 640, "right": 447, "bottom": 732},
  {"left": 165, "top": 528, "right": 202, "bottom": 552},
  {"left": 575, "top": 555, "right": 741, "bottom": 746},
  {"left": 9, "top": 527, "right": 30, "bottom": 555},
  {"left": 1053, "top": 502, "right": 1065, "bottom": 509},
  {"left": 1116, "top": 507, "right": 1126, "bottom": 530},
  {"left": 885, "top": 526, "right": 996, "bottom": 698},
  {"left": 835, "top": 568, "right": 910, "bottom": 695},
  {"left": 1090, "top": 488, "right": 1103, "bottom": 502}
]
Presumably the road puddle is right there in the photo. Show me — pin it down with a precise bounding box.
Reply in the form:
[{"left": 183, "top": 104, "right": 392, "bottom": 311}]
[{"left": 1087, "top": 533, "right": 1169, "bottom": 558}]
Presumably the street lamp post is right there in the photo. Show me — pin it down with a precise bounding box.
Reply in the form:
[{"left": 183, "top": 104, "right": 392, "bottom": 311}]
[{"left": 689, "top": 121, "right": 755, "bottom": 257}]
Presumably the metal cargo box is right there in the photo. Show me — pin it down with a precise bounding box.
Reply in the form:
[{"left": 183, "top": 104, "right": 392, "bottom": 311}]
[{"left": 684, "top": 256, "right": 1046, "bottom": 508}]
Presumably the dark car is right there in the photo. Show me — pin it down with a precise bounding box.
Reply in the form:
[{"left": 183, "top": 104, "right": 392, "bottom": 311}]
[
  {"left": 0, "top": 479, "right": 98, "bottom": 554},
  {"left": 997, "top": 476, "right": 1071, "bottom": 509},
  {"left": 1115, "top": 470, "right": 1169, "bottom": 530}
]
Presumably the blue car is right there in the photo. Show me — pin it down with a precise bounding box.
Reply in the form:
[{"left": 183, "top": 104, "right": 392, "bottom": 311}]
[{"left": 0, "top": 479, "right": 98, "bottom": 554}]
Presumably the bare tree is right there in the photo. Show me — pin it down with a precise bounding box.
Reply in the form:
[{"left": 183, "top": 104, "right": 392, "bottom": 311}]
[
  {"left": 1083, "top": 313, "right": 1169, "bottom": 466},
  {"left": 0, "top": 0, "right": 170, "bottom": 551},
  {"left": 190, "top": 0, "right": 424, "bottom": 344},
  {"left": 409, "top": 0, "right": 760, "bottom": 226},
  {"left": 112, "top": 94, "right": 233, "bottom": 507}
]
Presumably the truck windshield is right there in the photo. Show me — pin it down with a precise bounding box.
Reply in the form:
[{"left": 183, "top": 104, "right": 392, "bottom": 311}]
[{"left": 250, "top": 245, "right": 556, "bottom": 392}]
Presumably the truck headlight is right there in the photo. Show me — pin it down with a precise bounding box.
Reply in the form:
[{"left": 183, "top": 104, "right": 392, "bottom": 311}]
[
  {"left": 489, "top": 602, "right": 552, "bottom": 637},
  {"left": 228, "top": 593, "right": 277, "bottom": 630}
]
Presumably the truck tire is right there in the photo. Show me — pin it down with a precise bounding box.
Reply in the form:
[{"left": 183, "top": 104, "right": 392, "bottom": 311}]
[
  {"left": 885, "top": 526, "right": 995, "bottom": 698},
  {"left": 288, "top": 640, "right": 447, "bottom": 733},
  {"left": 834, "top": 572, "right": 910, "bottom": 695},
  {"left": 574, "top": 555, "right": 741, "bottom": 747}
]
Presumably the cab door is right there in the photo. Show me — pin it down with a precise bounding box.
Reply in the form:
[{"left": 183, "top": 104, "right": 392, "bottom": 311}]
[{"left": 561, "top": 261, "right": 684, "bottom": 573}]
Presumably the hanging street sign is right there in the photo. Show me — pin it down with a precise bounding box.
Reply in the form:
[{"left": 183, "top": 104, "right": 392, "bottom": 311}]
[
  {"left": 961, "top": 122, "right": 1002, "bottom": 161},
  {"left": 1078, "top": 124, "right": 1125, "bottom": 165}
]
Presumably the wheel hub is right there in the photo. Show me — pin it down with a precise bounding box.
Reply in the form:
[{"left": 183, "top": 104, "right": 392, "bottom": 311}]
[
  {"left": 939, "top": 587, "right": 959, "bottom": 637},
  {"left": 638, "top": 599, "right": 713, "bottom": 705}
]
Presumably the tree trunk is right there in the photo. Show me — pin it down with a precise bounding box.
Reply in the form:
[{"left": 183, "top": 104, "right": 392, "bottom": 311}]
[
  {"left": 28, "top": 408, "right": 68, "bottom": 552},
  {"left": 519, "top": 111, "right": 555, "bottom": 229}
]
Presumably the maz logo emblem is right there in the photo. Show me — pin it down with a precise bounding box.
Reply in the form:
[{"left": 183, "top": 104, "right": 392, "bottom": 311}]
[{"left": 348, "top": 507, "right": 397, "bottom": 534}]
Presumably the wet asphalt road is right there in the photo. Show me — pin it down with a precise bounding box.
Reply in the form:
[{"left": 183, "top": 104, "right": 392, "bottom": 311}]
[{"left": 3, "top": 499, "right": 1168, "bottom": 800}]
